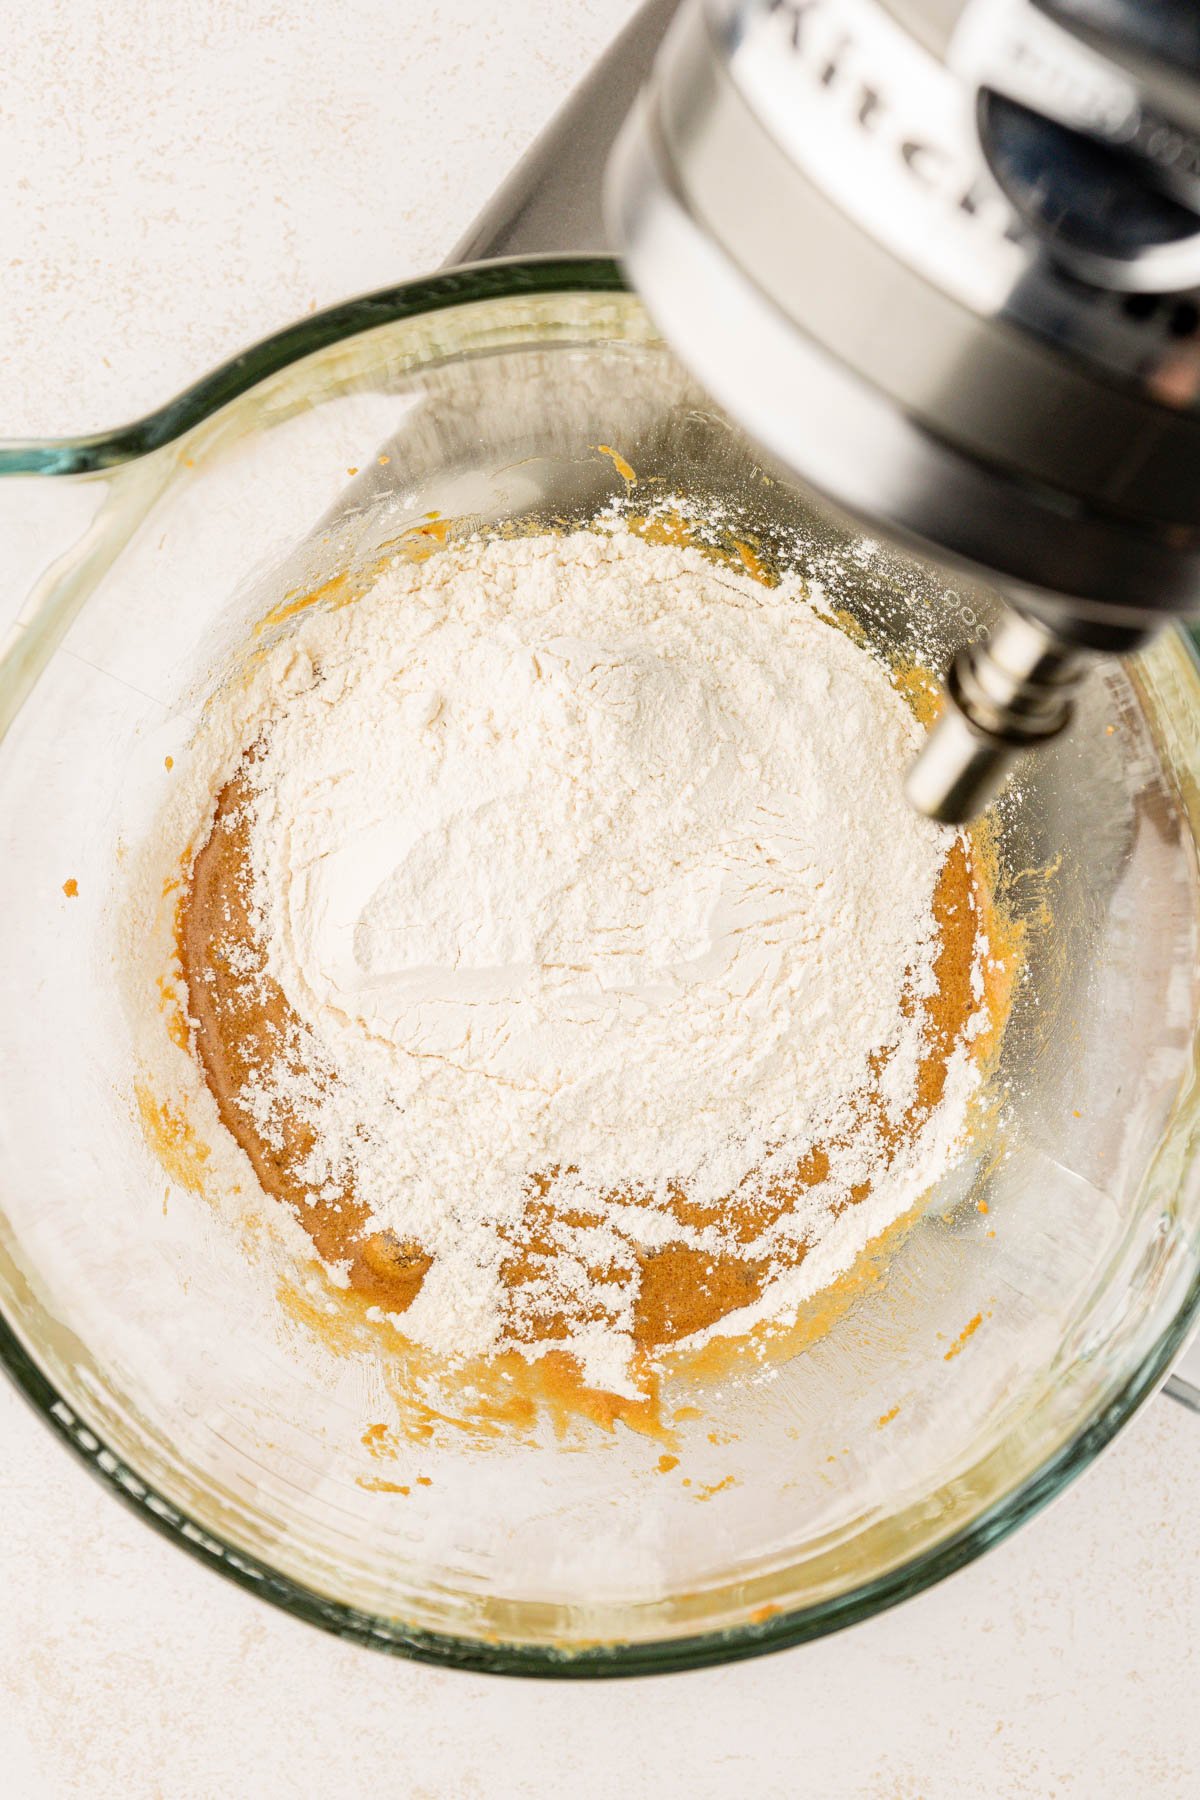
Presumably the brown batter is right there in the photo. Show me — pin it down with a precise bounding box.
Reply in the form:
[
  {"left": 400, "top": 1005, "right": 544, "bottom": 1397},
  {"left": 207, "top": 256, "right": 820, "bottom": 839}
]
[{"left": 179, "top": 761, "right": 985, "bottom": 1361}]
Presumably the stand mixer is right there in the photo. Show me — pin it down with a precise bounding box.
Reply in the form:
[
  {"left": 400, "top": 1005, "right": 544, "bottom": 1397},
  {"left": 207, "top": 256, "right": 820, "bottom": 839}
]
[{"left": 461, "top": 0, "right": 1200, "bottom": 823}]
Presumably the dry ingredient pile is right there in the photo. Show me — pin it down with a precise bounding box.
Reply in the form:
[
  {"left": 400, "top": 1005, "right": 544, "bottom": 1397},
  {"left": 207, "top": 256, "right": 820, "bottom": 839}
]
[{"left": 168, "top": 525, "right": 990, "bottom": 1397}]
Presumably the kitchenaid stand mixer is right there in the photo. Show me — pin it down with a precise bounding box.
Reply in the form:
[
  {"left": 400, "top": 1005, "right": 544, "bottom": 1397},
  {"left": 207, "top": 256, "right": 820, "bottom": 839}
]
[{"left": 463, "top": 0, "right": 1200, "bottom": 824}]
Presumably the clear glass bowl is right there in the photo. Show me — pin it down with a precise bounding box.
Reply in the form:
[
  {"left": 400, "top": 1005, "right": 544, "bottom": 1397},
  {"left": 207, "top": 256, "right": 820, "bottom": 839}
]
[{"left": 1, "top": 259, "right": 1198, "bottom": 1675}]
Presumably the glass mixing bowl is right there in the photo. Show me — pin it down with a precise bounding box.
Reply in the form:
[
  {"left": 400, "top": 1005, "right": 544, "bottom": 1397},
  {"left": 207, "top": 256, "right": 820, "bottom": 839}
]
[{"left": 1, "top": 260, "right": 1199, "bottom": 1675}]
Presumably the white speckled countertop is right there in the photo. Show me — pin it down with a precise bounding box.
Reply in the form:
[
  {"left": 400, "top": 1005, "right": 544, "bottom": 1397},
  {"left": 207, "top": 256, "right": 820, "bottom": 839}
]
[{"left": 1, "top": 3, "right": 1197, "bottom": 1793}]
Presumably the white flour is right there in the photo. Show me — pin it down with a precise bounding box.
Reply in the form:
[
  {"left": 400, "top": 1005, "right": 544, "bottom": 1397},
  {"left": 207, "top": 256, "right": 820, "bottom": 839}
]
[{"left": 155, "top": 525, "right": 986, "bottom": 1393}]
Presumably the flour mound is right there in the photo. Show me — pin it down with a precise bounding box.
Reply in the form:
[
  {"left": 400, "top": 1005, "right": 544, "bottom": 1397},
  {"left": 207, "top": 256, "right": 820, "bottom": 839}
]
[{"left": 168, "top": 526, "right": 984, "bottom": 1391}]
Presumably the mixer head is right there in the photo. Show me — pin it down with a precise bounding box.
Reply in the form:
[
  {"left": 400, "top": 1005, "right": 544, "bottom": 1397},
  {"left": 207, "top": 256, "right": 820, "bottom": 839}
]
[{"left": 607, "top": 0, "right": 1200, "bottom": 819}]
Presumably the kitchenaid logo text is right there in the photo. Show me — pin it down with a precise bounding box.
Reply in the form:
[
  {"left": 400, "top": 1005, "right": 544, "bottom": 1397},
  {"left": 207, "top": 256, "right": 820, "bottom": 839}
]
[{"left": 757, "top": 0, "right": 1019, "bottom": 243}]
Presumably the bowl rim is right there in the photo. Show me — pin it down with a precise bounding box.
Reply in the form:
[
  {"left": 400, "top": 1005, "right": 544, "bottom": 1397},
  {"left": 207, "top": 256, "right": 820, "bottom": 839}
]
[
  {"left": 0, "top": 255, "right": 627, "bottom": 476},
  {"left": 2, "top": 254, "right": 1199, "bottom": 1676},
  {"left": 3, "top": 1274, "right": 1197, "bottom": 1678}
]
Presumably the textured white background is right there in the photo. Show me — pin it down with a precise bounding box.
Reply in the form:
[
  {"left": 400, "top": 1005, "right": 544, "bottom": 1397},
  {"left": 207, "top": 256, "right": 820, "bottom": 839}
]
[{"left": 1, "top": 2, "right": 1198, "bottom": 1794}]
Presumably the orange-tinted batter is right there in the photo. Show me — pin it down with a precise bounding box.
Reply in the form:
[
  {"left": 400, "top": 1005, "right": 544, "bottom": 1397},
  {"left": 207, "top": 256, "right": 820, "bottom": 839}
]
[{"left": 179, "top": 759, "right": 984, "bottom": 1358}]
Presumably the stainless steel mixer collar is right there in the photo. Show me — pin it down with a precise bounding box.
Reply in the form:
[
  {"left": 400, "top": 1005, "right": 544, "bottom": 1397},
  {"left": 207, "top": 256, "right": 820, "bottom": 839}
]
[{"left": 464, "top": 0, "right": 1200, "bottom": 820}]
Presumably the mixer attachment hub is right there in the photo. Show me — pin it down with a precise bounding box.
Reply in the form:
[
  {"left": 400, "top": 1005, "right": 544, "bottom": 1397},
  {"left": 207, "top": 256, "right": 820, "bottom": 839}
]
[{"left": 905, "top": 609, "right": 1090, "bottom": 824}]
